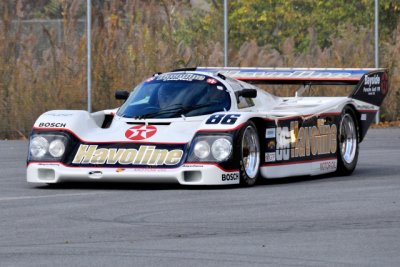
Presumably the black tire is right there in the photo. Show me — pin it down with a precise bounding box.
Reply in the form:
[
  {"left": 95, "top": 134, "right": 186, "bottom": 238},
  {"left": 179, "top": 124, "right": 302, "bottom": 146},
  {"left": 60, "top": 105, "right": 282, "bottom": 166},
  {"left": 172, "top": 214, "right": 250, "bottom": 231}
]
[
  {"left": 236, "top": 121, "right": 260, "bottom": 186},
  {"left": 336, "top": 106, "right": 359, "bottom": 175}
]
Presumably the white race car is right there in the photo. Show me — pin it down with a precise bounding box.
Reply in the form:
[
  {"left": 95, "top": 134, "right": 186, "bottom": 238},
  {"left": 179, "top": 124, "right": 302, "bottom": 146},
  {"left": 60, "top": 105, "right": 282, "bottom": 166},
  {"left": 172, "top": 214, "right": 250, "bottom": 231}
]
[{"left": 27, "top": 67, "right": 388, "bottom": 186}]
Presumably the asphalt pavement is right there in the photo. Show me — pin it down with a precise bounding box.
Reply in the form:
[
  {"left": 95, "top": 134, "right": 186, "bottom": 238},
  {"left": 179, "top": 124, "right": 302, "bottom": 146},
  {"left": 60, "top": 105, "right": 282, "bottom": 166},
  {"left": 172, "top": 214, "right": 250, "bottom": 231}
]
[{"left": 0, "top": 128, "right": 399, "bottom": 267}]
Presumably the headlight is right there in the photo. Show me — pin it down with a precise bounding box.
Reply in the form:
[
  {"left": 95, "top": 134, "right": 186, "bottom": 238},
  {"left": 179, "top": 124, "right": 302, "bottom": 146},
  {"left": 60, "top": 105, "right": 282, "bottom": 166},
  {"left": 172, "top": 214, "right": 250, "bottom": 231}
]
[
  {"left": 30, "top": 136, "right": 49, "bottom": 158},
  {"left": 49, "top": 139, "right": 66, "bottom": 158},
  {"left": 211, "top": 138, "right": 232, "bottom": 162},
  {"left": 29, "top": 134, "right": 68, "bottom": 161},
  {"left": 194, "top": 141, "right": 210, "bottom": 159},
  {"left": 188, "top": 135, "right": 232, "bottom": 162}
]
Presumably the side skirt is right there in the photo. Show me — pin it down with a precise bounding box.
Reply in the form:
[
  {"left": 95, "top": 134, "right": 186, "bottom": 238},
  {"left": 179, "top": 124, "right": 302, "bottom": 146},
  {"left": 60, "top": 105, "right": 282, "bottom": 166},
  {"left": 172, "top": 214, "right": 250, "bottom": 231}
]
[{"left": 260, "top": 158, "right": 337, "bottom": 179}]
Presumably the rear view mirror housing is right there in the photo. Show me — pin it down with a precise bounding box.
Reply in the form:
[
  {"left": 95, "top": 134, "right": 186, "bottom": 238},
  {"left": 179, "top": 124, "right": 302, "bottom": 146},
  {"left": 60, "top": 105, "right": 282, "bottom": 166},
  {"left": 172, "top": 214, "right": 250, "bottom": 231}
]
[
  {"left": 235, "top": 89, "right": 257, "bottom": 99},
  {"left": 115, "top": 90, "right": 130, "bottom": 100}
]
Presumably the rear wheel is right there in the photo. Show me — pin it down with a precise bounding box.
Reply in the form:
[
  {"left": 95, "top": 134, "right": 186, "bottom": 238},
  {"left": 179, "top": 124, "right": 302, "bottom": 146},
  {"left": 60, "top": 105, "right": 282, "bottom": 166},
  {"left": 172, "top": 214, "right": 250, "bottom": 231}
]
[
  {"left": 237, "top": 122, "right": 260, "bottom": 186},
  {"left": 336, "top": 107, "right": 359, "bottom": 175}
]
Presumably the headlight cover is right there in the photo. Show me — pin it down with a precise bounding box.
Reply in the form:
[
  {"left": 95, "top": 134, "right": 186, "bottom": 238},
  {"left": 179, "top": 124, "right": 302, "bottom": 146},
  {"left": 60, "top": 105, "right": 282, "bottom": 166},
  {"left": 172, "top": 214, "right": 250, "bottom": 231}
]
[
  {"left": 49, "top": 139, "right": 66, "bottom": 158},
  {"left": 194, "top": 141, "right": 210, "bottom": 159},
  {"left": 188, "top": 135, "right": 232, "bottom": 162},
  {"left": 211, "top": 138, "right": 232, "bottom": 162},
  {"left": 29, "top": 134, "right": 68, "bottom": 161},
  {"left": 30, "top": 136, "right": 49, "bottom": 158}
]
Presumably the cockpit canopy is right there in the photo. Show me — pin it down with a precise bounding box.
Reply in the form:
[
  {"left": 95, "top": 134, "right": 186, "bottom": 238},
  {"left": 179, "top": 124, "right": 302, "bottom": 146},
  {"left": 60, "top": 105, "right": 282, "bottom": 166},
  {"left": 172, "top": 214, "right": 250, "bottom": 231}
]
[{"left": 117, "top": 73, "right": 231, "bottom": 119}]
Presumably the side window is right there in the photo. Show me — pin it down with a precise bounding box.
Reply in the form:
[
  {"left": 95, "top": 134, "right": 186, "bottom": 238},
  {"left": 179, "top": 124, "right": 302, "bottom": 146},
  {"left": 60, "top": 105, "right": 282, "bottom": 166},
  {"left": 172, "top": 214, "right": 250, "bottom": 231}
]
[
  {"left": 237, "top": 96, "right": 255, "bottom": 109},
  {"left": 225, "top": 77, "right": 255, "bottom": 109}
]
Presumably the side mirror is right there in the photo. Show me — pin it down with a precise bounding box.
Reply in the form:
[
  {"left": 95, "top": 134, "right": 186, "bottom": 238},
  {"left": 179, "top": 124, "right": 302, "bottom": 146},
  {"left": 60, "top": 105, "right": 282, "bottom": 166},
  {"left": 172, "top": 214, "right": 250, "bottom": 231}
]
[
  {"left": 115, "top": 90, "right": 130, "bottom": 100},
  {"left": 236, "top": 89, "right": 257, "bottom": 99}
]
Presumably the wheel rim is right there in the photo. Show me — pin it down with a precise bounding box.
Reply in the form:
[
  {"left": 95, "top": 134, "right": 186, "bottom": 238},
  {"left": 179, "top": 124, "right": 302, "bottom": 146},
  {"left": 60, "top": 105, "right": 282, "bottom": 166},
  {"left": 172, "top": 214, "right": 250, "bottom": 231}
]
[
  {"left": 339, "top": 114, "right": 357, "bottom": 164},
  {"left": 242, "top": 126, "right": 260, "bottom": 178}
]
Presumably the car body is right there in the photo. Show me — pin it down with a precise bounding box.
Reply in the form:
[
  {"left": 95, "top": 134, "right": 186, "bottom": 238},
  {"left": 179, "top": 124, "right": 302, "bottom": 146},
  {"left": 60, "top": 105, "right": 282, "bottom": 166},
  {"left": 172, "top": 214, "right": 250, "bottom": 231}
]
[{"left": 27, "top": 67, "right": 388, "bottom": 186}]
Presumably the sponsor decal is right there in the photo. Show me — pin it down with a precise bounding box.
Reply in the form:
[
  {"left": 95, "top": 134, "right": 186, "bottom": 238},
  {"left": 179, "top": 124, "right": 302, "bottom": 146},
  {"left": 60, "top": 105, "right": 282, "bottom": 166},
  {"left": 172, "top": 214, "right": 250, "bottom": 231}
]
[
  {"left": 205, "top": 114, "right": 240, "bottom": 125},
  {"left": 182, "top": 164, "right": 204, "bottom": 168},
  {"left": 72, "top": 145, "right": 183, "bottom": 166},
  {"left": 220, "top": 70, "right": 353, "bottom": 79},
  {"left": 276, "top": 119, "right": 337, "bottom": 161},
  {"left": 125, "top": 125, "right": 157, "bottom": 141},
  {"left": 38, "top": 122, "right": 66, "bottom": 128},
  {"left": 363, "top": 74, "right": 383, "bottom": 96},
  {"left": 364, "top": 75, "right": 380, "bottom": 87},
  {"left": 221, "top": 172, "right": 239, "bottom": 181},
  {"left": 361, "top": 114, "right": 367, "bottom": 121},
  {"left": 267, "top": 140, "right": 275, "bottom": 150},
  {"left": 155, "top": 73, "right": 205, "bottom": 82},
  {"left": 320, "top": 160, "right": 337, "bottom": 171},
  {"left": 206, "top": 78, "right": 218, "bottom": 84},
  {"left": 45, "top": 113, "right": 74, "bottom": 117},
  {"left": 265, "top": 128, "right": 276, "bottom": 138},
  {"left": 265, "top": 152, "right": 276, "bottom": 162}
]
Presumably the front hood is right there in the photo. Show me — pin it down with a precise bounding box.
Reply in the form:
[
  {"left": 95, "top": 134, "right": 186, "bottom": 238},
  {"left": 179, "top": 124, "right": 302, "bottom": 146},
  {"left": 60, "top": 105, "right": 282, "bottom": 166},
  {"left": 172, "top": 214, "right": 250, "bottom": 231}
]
[
  {"left": 108, "top": 116, "right": 206, "bottom": 144},
  {"left": 33, "top": 110, "right": 253, "bottom": 144}
]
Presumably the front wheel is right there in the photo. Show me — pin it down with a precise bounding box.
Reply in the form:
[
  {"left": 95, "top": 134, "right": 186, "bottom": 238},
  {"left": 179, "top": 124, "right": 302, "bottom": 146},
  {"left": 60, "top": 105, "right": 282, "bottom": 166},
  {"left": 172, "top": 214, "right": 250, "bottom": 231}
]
[
  {"left": 336, "top": 107, "right": 359, "bottom": 175},
  {"left": 237, "top": 122, "right": 260, "bottom": 186}
]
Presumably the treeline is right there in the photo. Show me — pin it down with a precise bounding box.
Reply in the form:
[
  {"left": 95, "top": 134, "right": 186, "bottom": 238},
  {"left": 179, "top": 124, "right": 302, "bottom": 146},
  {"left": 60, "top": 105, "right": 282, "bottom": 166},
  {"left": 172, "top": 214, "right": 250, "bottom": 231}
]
[{"left": 0, "top": 0, "right": 399, "bottom": 138}]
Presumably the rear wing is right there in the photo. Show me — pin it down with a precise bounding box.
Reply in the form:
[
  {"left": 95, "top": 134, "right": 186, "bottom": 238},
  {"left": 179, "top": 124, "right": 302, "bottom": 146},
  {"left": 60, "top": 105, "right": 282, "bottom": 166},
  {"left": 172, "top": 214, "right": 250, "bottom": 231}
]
[{"left": 195, "top": 67, "right": 389, "bottom": 107}]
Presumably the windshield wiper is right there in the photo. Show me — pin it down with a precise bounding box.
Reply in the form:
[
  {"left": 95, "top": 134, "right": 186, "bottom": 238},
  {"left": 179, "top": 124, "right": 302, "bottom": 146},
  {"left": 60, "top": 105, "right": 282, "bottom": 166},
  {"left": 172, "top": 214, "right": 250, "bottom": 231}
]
[
  {"left": 136, "top": 104, "right": 184, "bottom": 119},
  {"left": 136, "top": 102, "right": 224, "bottom": 119},
  {"left": 180, "top": 101, "right": 224, "bottom": 115}
]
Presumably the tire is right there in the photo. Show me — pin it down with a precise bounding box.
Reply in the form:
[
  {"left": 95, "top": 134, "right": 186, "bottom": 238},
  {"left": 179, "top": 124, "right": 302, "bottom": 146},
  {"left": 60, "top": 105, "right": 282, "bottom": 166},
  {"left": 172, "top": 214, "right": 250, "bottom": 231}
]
[
  {"left": 336, "top": 107, "right": 359, "bottom": 175},
  {"left": 236, "top": 121, "right": 260, "bottom": 186}
]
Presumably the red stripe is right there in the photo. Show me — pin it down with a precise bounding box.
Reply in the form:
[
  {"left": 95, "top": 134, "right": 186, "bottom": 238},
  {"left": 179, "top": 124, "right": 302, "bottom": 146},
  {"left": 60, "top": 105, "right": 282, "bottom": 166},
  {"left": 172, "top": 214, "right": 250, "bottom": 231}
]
[
  {"left": 28, "top": 161, "right": 238, "bottom": 172},
  {"left": 358, "top": 109, "right": 377, "bottom": 113},
  {"left": 237, "top": 77, "right": 359, "bottom": 81},
  {"left": 32, "top": 127, "right": 188, "bottom": 145},
  {"left": 27, "top": 162, "right": 181, "bottom": 170},
  {"left": 195, "top": 122, "right": 245, "bottom": 133},
  {"left": 184, "top": 162, "right": 239, "bottom": 172},
  {"left": 263, "top": 112, "right": 341, "bottom": 121}
]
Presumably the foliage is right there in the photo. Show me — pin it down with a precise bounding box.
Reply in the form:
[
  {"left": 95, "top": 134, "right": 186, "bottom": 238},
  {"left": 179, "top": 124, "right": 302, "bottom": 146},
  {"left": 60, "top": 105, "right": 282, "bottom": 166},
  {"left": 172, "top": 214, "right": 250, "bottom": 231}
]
[
  {"left": 0, "top": 0, "right": 400, "bottom": 138},
  {"left": 174, "top": 0, "right": 400, "bottom": 53}
]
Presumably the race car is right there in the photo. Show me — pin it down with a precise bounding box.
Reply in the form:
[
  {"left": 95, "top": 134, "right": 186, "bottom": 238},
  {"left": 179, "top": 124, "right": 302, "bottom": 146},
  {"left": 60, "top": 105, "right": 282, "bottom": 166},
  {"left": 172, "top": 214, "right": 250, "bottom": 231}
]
[{"left": 27, "top": 67, "right": 388, "bottom": 186}]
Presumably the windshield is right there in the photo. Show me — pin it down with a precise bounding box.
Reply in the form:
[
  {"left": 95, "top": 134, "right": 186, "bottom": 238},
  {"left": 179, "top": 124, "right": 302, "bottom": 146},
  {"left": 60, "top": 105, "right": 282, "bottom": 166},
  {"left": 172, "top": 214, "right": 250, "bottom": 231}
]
[{"left": 117, "top": 73, "right": 231, "bottom": 119}]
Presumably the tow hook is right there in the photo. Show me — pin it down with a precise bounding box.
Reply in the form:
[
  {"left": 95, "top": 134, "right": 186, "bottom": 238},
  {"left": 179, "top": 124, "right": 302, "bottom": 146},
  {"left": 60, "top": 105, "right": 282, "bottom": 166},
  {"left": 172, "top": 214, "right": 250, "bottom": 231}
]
[{"left": 88, "top": 171, "right": 103, "bottom": 179}]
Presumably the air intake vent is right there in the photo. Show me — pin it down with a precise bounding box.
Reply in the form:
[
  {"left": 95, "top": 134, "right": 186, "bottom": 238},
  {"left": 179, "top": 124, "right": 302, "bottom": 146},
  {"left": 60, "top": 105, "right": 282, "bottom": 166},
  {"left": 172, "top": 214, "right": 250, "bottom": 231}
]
[{"left": 126, "top": 122, "right": 171, "bottom": 126}]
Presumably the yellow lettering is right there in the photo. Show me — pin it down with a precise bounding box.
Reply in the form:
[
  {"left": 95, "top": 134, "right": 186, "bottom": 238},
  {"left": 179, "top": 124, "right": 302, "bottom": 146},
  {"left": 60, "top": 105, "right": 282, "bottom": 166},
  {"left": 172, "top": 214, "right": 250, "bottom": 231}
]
[
  {"left": 305, "top": 127, "right": 311, "bottom": 156},
  {"left": 311, "top": 126, "right": 319, "bottom": 155},
  {"left": 330, "top": 124, "right": 337, "bottom": 153},
  {"left": 107, "top": 149, "right": 126, "bottom": 164},
  {"left": 148, "top": 149, "right": 168, "bottom": 165},
  {"left": 165, "top": 150, "right": 184, "bottom": 165},
  {"left": 90, "top": 148, "right": 109, "bottom": 164},
  {"left": 290, "top": 121, "right": 299, "bottom": 158},
  {"left": 72, "top": 145, "right": 97, "bottom": 164},
  {"left": 119, "top": 149, "right": 137, "bottom": 164},
  {"left": 141, "top": 146, "right": 155, "bottom": 164},
  {"left": 298, "top": 127, "right": 305, "bottom": 157}
]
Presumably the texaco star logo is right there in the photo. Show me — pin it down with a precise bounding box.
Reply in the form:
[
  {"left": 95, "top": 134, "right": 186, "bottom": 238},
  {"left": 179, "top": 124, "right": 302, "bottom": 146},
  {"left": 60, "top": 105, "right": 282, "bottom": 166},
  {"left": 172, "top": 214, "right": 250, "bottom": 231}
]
[{"left": 125, "top": 125, "right": 157, "bottom": 141}]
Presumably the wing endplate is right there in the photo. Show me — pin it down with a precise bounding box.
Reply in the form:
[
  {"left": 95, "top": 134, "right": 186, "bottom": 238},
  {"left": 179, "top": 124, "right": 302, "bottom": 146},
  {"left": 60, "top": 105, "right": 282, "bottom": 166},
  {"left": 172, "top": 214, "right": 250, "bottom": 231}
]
[{"left": 350, "top": 69, "right": 388, "bottom": 107}]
